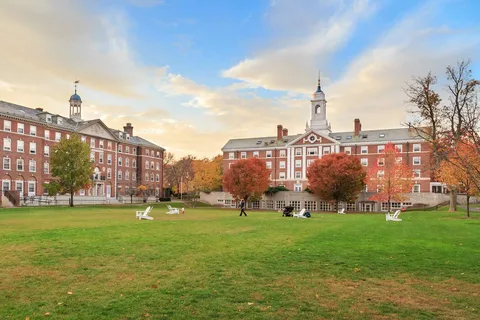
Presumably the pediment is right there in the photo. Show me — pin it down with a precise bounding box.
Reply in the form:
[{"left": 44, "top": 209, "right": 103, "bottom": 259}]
[
  {"left": 76, "top": 120, "right": 118, "bottom": 140},
  {"left": 289, "top": 130, "right": 338, "bottom": 146}
]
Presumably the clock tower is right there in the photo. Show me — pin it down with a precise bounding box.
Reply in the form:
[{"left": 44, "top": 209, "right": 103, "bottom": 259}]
[{"left": 308, "top": 76, "right": 331, "bottom": 135}]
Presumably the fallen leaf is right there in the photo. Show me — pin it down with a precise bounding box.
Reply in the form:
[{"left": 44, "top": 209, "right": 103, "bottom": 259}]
[
  {"left": 44, "top": 312, "right": 51, "bottom": 316},
  {"left": 26, "top": 317, "right": 30, "bottom": 320},
  {"left": 248, "top": 302, "right": 254, "bottom": 305},
  {"left": 152, "top": 285, "right": 158, "bottom": 288},
  {"left": 67, "top": 292, "right": 73, "bottom": 295}
]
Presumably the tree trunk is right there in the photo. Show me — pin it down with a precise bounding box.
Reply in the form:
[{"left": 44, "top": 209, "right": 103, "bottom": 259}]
[
  {"left": 448, "top": 189, "right": 457, "bottom": 212},
  {"left": 70, "top": 191, "right": 74, "bottom": 207},
  {"left": 466, "top": 194, "right": 470, "bottom": 218},
  {"left": 130, "top": 195, "right": 133, "bottom": 204}
]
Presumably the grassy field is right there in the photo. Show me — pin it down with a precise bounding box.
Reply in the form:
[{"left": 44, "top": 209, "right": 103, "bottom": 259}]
[{"left": 0, "top": 205, "right": 479, "bottom": 320}]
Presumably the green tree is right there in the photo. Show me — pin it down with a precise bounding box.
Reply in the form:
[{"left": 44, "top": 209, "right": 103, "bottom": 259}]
[{"left": 50, "top": 133, "right": 93, "bottom": 207}]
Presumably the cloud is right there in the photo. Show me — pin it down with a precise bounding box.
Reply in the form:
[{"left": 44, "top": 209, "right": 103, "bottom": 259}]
[{"left": 127, "top": 0, "right": 164, "bottom": 7}]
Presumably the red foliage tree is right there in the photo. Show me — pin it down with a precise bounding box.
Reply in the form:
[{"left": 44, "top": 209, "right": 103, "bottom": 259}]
[
  {"left": 307, "top": 153, "right": 366, "bottom": 211},
  {"left": 367, "top": 142, "right": 414, "bottom": 212},
  {"left": 223, "top": 158, "right": 271, "bottom": 201}
]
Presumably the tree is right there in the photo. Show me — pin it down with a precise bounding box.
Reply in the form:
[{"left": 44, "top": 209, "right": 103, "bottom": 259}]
[
  {"left": 137, "top": 185, "right": 148, "bottom": 202},
  {"left": 367, "top": 143, "right": 415, "bottom": 212},
  {"left": 405, "top": 59, "right": 480, "bottom": 211},
  {"left": 163, "top": 153, "right": 195, "bottom": 197},
  {"left": 125, "top": 179, "right": 141, "bottom": 204},
  {"left": 50, "top": 133, "right": 93, "bottom": 207},
  {"left": 223, "top": 158, "right": 270, "bottom": 201},
  {"left": 191, "top": 155, "right": 223, "bottom": 193},
  {"left": 438, "top": 140, "right": 480, "bottom": 217},
  {"left": 306, "top": 153, "right": 366, "bottom": 211}
]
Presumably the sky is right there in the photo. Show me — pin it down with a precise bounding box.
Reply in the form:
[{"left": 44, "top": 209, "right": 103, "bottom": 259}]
[{"left": 0, "top": 0, "right": 479, "bottom": 158}]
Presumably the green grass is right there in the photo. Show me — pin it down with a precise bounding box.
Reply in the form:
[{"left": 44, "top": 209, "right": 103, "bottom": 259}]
[{"left": 0, "top": 205, "right": 479, "bottom": 320}]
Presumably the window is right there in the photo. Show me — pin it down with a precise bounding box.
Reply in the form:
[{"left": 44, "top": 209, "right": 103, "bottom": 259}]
[
  {"left": 307, "top": 147, "right": 318, "bottom": 155},
  {"left": 107, "top": 168, "right": 112, "bottom": 179},
  {"left": 3, "top": 138, "right": 11, "bottom": 151},
  {"left": 44, "top": 130, "right": 50, "bottom": 140},
  {"left": 118, "top": 170, "right": 122, "bottom": 179},
  {"left": 66, "top": 134, "right": 70, "bottom": 140},
  {"left": 132, "top": 171, "right": 136, "bottom": 181},
  {"left": 107, "top": 141, "right": 112, "bottom": 150},
  {"left": 17, "top": 159, "right": 24, "bottom": 171},
  {"left": 90, "top": 138, "right": 95, "bottom": 148},
  {"left": 125, "top": 146, "right": 130, "bottom": 153},
  {"left": 125, "top": 158, "right": 129, "bottom": 167},
  {"left": 253, "top": 151, "right": 259, "bottom": 158},
  {"left": 3, "top": 157, "right": 11, "bottom": 170},
  {"left": 379, "top": 133, "right": 385, "bottom": 138},
  {"left": 323, "top": 148, "right": 330, "bottom": 155},
  {"left": 279, "top": 161, "right": 285, "bottom": 168},
  {"left": 150, "top": 162, "right": 154, "bottom": 170},
  {"left": 279, "top": 172, "right": 286, "bottom": 179},
  {"left": 145, "top": 160, "right": 149, "bottom": 169},
  {"left": 17, "top": 123, "right": 24, "bottom": 134},
  {"left": 413, "top": 144, "right": 421, "bottom": 152},
  {"left": 125, "top": 171, "right": 130, "bottom": 180},
  {"left": 279, "top": 150, "right": 286, "bottom": 157},
  {"left": 99, "top": 140, "right": 104, "bottom": 149},
  {"left": 107, "top": 154, "right": 112, "bottom": 164},
  {"left": 28, "top": 181, "right": 35, "bottom": 196},
  {"left": 361, "top": 158, "right": 368, "bottom": 166},
  {"left": 132, "top": 147, "right": 136, "bottom": 154},
  {"left": 118, "top": 145, "right": 123, "bottom": 153},
  {"left": 377, "top": 158, "right": 385, "bottom": 166},
  {"left": 43, "top": 145, "right": 49, "bottom": 157},
  {"left": 413, "top": 184, "right": 421, "bottom": 193},
  {"left": 346, "top": 135, "right": 352, "bottom": 140},
  {"left": 266, "top": 161, "right": 272, "bottom": 169},
  {"left": 395, "top": 144, "right": 403, "bottom": 153},
  {"left": 156, "top": 151, "right": 160, "bottom": 158},
  {"left": 17, "top": 140, "right": 24, "bottom": 153},
  {"left": 396, "top": 157, "right": 402, "bottom": 163},
  {"left": 132, "top": 159, "right": 136, "bottom": 168},
  {"left": 46, "top": 115, "right": 52, "bottom": 123},
  {"left": 294, "top": 185, "right": 302, "bottom": 192},
  {"left": 361, "top": 146, "right": 368, "bottom": 154},
  {"left": 344, "top": 147, "right": 351, "bottom": 155},
  {"left": 30, "top": 125, "right": 36, "bottom": 136},
  {"left": 118, "top": 157, "right": 123, "bottom": 166},
  {"left": 295, "top": 148, "right": 302, "bottom": 156},
  {"left": 57, "top": 118, "right": 63, "bottom": 125},
  {"left": 295, "top": 171, "right": 301, "bottom": 179},
  {"left": 377, "top": 145, "right": 385, "bottom": 153},
  {"left": 377, "top": 170, "right": 384, "bottom": 178},
  {"left": 145, "top": 173, "right": 148, "bottom": 181},
  {"left": 81, "top": 136, "right": 86, "bottom": 143},
  {"left": 4, "top": 120, "right": 11, "bottom": 131},
  {"left": 413, "top": 157, "right": 421, "bottom": 165},
  {"left": 266, "top": 151, "right": 272, "bottom": 158},
  {"left": 90, "top": 152, "right": 95, "bottom": 162},
  {"left": 55, "top": 132, "right": 61, "bottom": 142},
  {"left": 307, "top": 159, "right": 314, "bottom": 167},
  {"left": 156, "top": 162, "right": 159, "bottom": 170},
  {"left": 150, "top": 173, "right": 154, "bottom": 182},
  {"left": 241, "top": 152, "right": 246, "bottom": 159},
  {"left": 229, "top": 152, "right": 234, "bottom": 160},
  {"left": 29, "top": 142, "right": 36, "bottom": 154},
  {"left": 44, "top": 162, "right": 49, "bottom": 174},
  {"left": 156, "top": 174, "right": 160, "bottom": 182},
  {"left": 146, "top": 149, "right": 150, "bottom": 156},
  {"left": 29, "top": 160, "right": 36, "bottom": 172},
  {"left": 295, "top": 160, "right": 301, "bottom": 168},
  {"left": 413, "top": 169, "right": 421, "bottom": 178},
  {"left": 99, "top": 153, "right": 104, "bottom": 163}
]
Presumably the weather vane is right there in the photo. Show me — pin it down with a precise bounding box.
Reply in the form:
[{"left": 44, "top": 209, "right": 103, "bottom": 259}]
[{"left": 74, "top": 80, "right": 80, "bottom": 94}]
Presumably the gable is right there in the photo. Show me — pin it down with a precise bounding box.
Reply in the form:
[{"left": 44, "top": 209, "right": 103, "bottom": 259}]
[
  {"left": 290, "top": 131, "right": 337, "bottom": 146},
  {"left": 77, "top": 121, "right": 118, "bottom": 140}
]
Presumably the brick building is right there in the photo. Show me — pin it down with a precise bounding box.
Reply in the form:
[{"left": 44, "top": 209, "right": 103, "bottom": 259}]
[
  {"left": 0, "top": 89, "right": 164, "bottom": 199},
  {"left": 222, "top": 80, "right": 442, "bottom": 195}
]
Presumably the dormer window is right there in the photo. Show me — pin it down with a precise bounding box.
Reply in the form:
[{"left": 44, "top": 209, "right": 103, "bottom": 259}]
[
  {"left": 379, "top": 133, "right": 385, "bottom": 138},
  {"left": 46, "top": 115, "right": 52, "bottom": 123},
  {"left": 346, "top": 135, "right": 352, "bottom": 140},
  {"left": 57, "top": 117, "right": 63, "bottom": 125}
]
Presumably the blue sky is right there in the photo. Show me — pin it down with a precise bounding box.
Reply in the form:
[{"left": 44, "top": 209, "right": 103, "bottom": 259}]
[{"left": 0, "top": 0, "right": 479, "bottom": 157}]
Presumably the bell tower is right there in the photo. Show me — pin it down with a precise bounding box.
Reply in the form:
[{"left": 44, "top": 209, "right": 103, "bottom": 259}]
[
  {"left": 308, "top": 74, "right": 331, "bottom": 135},
  {"left": 69, "top": 80, "right": 83, "bottom": 122}
]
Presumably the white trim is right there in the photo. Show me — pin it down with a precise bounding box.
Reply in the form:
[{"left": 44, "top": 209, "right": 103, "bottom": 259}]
[
  {"left": 302, "top": 146, "right": 307, "bottom": 179},
  {"left": 340, "top": 139, "right": 425, "bottom": 146},
  {"left": 286, "top": 129, "right": 340, "bottom": 146}
]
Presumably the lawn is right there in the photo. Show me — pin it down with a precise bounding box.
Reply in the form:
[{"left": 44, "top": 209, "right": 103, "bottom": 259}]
[{"left": 0, "top": 205, "right": 479, "bottom": 320}]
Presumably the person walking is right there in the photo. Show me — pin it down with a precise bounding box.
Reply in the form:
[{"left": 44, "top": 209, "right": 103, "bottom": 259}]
[{"left": 239, "top": 198, "right": 247, "bottom": 216}]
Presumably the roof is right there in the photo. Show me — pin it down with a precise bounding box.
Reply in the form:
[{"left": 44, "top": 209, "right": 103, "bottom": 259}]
[
  {"left": 222, "top": 127, "right": 423, "bottom": 151},
  {"left": 70, "top": 93, "right": 81, "bottom": 101}
]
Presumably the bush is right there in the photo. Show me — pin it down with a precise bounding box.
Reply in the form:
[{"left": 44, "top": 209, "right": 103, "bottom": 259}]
[{"left": 158, "top": 197, "right": 172, "bottom": 202}]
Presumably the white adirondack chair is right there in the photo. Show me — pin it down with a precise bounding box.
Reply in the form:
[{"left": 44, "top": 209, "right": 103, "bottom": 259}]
[
  {"left": 386, "top": 210, "right": 402, "bottom": 222},
  {"left": 294, "top": 208, "right": 307, "bottom": 219},
  {"left": 136, "top": 206, "right": 153, "bottom": 220},
  {"left": 166, "top": 204, "right": 180, "bottom": 215},
  {"left": 338, "top": 208, "right": 345, "bottom": 214}
]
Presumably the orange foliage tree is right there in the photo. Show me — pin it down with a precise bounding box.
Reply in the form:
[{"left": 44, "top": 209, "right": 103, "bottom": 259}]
[
  {"left": 367, "top": 143, "right": 414, "bottom": 212},
  {"left": 306, "top": 153, "right": 366, "bottom": 211},
  {"left": 439, "top": 140, "right": 480, "bottom": 217},
  {"left": 223, "top": 158, "right": 270, "bottom": 201},
  {"left": 191, "top": 155, "right": 223, "bottom": 194}
]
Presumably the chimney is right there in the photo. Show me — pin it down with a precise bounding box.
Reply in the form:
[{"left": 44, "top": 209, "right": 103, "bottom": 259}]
[
  {"left": 277, "top": 124, "right": 283, "bottom": 141},
  {"left": 354, "top": 119, "right": 362, "bottom": 136},
  {"left": 35, "top": 108, "right": 43, "bottom": 112},
  {"left": 123, "top": 123, "right": 133, "bottom": 136},
  {"left": 282, "top": 128, "right": 288, "bottom": 137}
]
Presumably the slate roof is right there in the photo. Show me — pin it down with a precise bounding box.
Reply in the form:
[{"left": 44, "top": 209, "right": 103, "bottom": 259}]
[
  {"left": 222, "top": 127, "right": 423, "bottom": 151},
  {"left": 0, "top": 100, "right": 165, "bottom": 150}
]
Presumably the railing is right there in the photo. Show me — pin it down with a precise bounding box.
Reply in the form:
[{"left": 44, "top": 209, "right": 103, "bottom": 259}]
[{"left": 4, "top": 190, "right": 21, "bottom": 206}]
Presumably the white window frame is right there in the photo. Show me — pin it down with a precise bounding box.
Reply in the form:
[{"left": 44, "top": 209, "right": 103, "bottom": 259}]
[
  {"left": 377, "top": 145, "right": 385, "bottom": 153},
  {"left": 307, "top": 147, "right": 318, "bottom": 156},
  {"left": 90, "top": 138, "right": 95, "bottom": 148},
  {"left": 107, "top": 168, "right": 112, "bottom": 179},
  {"left": 413, "top": 184, "right": 421, "bottom": 193},
  {"left": 361, "top": 146, "right": 368, "bottom": 154},
  {"left": 44, "top": 145, "right": 50, "bottom": 156},
  {"left": 4, "top": 120, "right": 11, "bottom": 131},
  {"left": 279, "top": 150, "right": 286, "bottom": 157},
  {"left": 361, "top": 158, "right": 368, "bottom": 166},
  {"left": 307, "top": 159, "right": 314, "bottom": 167},
  {"left": 413, "top": 169, "right": 421, "bottom": 178},
  {"left": 413, "top": 144, "right": 421, "bottom": 152},
  {"left": 266, "top": 151, "right": 272, "bottom": 158},
  {"left": 295, "top": 148, "right": 302, "bottom": 156},
  {"left": 99, "top": 140, "right": 104, "bottom": 149},
  {"left": 99, "top": 153, "right": 104, "bottom": 163},
  {"left": 55, "top": 132, "right": 61, "bottom": 142},
  {"left": 30, "top": 125, "right": 36, "bottom": 136},
  {"left": 253, "top": 151, "right": 259, "bottom": 158},
  {"left": 29, "top": 142, "right": 36, "bottom": 154},
  {"left": 3, "top": 157, "right": 11, "bottom": 170},
  {"left": 279, "top": 161, "right": 286, "bottom": 169},
  {"left": 295, "top": 159, "right": 301, "bottom": 168},
  {"left": 413, "top": 157, "right": 421, "bottom": 165},
  {"left": 395, "top": 144, "right": 403, "bottom": 153},
  {"left": 3, "top": 138, "right": 11, "bottom": 151},
  {"left": 17, "top": 123, "right": 24, "bottom": 134},
  {"left": 107, "top": 154, "right": 112, "bottom": 165},
  {"left": 44, "top": 130, "right": 50, "bottom": 140},
  {"left": 229, "top": 152, "right": 234, "bottom": 160},
  {"left": 295, "top": 171, "right": 301, "bottom": 179},
  {"left": 344, "top": 147, "right": 351, "bottom": 155},
  {"left": 44, "top": 162, "right": 49, "bottom": 174},
  {"left": 377, "top": 158, "right": 385, "bottom": 166},
  {"left": 16, "top": 159, "right": 24, "bottom": 171},
  {"left": 29, "top": 159, "right": 36, "bottom": 172},
  {"left": 17, "top": 140, "right": 24, "bottom": 153},
  {"left": 279, "top": 172, "right": 286, "bottom": 179},
  {"left": 266, "top": 161, "right": 272, "bottom": 169},
  {"left": 28, "top": 181, "right": 36, "bottom": 196},
  {"left": 241, "top": 152, "right": 246, "bottom": 159}
]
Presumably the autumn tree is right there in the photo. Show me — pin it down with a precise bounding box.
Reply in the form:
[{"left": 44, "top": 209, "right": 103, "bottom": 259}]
[
  {"left": 438, "top": 140, "right": 480, "bottom": 217},
  {"left": 50, "top": 133, "right": 93, "bottom": 207},
  {"left": 163, "top": 153, "right": 195, "bottom": 196},
  {"left": 367, "top": 143, "right": 414, "bottom": 212},
  {"left": 191, "top": 155, "right": 223, "bottom": 194},
  {"left": 306, "top": 153, "right": 366, "bottom": 211},
  {"left": 223, "top": 158, "right": 270, "bottom": 201},
  {"left": 405, "top": 59, "right": 480, "bottom": 211}
]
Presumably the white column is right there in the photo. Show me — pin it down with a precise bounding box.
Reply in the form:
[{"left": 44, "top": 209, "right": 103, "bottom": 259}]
[
  {"left": 290, "top": 148, "right": 295, "bottom": 180},
  {"left": 318, "top": 146, "right": 322, "bottom": 158},
  {"left": 331, "top": 145, "right": 334, "bottom": 154},
  {"left": 286, "top": 148, "right": 291, "bottom": 179},
  {"left": 335, "top": 144, "right": 340, "bottom": 153},
  {"left": 302, "top": 146, "right": 307, "bottom": 179}
]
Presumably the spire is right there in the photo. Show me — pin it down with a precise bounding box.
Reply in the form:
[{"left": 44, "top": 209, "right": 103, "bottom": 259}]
[
  {"left": 74, "top": 80, "right": 79, "bottom": 94},
  {"left": 316, "top": 71, "right": 322, "bottom": 92}
]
